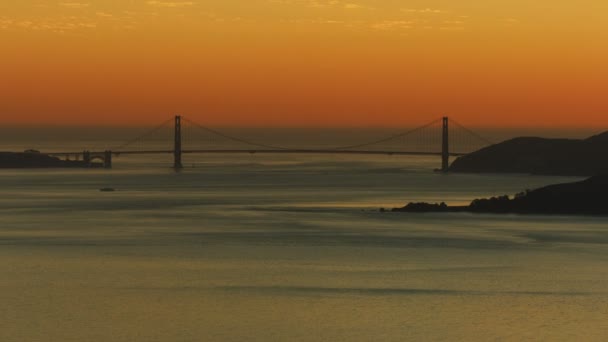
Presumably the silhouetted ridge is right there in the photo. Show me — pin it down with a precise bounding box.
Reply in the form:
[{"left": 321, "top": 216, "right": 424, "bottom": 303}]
[
  {"left": 584, "top": 131, "right": 608, "bottom": 143},
  {"left": 393, "top": 175, "right": 608, "bottom": 216},
  {"left": 449, "top": 131, "right": 608, "bottom": 176},
  {"left": 0, "top": 152, "right": 89, "bottom": 168}
]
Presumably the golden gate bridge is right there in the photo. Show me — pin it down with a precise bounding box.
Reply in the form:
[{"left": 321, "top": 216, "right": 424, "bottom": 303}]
[{"left": 46, "top": 115, "right": 493, "bottom": 171}]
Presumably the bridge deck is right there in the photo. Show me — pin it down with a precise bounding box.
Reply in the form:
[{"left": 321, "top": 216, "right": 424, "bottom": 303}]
[{"left": 47, "top": 149, "right": 467, "bottom": 157}]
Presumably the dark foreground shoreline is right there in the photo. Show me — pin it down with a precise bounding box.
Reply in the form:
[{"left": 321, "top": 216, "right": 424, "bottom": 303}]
[{"left": 392, "top": 175, "right": 608, "bottom": 216}]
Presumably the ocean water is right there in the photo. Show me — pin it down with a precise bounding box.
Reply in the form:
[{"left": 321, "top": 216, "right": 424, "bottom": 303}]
[{"left": 1, "top": 128, "right": 608, "bottom": 341}]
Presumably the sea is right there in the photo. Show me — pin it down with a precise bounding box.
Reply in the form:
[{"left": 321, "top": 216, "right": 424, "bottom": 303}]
[{"left": 1, "top": 127, "right": 607, "bottom": 341}]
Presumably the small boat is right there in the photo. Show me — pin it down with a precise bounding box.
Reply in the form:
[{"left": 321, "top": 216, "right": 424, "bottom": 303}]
[{"left": 99, "top": 187, "right": 116, "bottom": 192}]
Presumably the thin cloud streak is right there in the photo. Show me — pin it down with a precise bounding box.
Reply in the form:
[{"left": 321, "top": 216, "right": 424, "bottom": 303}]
[
  {"left": 146, "top": 1, "right": 196, "bottom": 7},
  {"left": 59, "top": 2, "right": 90, "bottom": 9}
]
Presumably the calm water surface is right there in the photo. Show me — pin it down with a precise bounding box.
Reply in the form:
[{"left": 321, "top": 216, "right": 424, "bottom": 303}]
[{"left": 1, "top": 130, "right": 607, "bottom": 341}]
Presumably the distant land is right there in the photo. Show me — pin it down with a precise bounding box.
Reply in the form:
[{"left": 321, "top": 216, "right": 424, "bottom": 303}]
[
  {"left": 449, "top": 131, "right": 608, "bottom": 176},
  {"left": 0, "top": 152, "right": 91, "bottom": 168},
  {"left": 393, "top": 175, "right": 608, "bottom": 216}
]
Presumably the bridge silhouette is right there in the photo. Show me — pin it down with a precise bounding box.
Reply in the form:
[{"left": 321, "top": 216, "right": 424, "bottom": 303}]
[{"left": 46, "top": 116, "right": 493, "bottom": 171}]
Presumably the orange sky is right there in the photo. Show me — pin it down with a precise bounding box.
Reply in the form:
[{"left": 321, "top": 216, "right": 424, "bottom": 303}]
[{"left": 1, "top": 0, "right": 607, "bottom": 127}]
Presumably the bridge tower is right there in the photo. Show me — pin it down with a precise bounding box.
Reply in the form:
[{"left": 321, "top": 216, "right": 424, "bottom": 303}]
[
  {"left": 441, "top": 117, "right": 449, "bottom": 172},
  {"left": 174, "top": 115, "right": 183, "bottom": 170}
]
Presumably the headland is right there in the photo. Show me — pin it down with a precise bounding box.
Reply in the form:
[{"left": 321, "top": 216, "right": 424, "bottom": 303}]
[
  {"left": 393, "top": 175, "right": 608, "bottom": 216},
  {"left": 449, "top": 131, "right": 608, "bottom": 176},
  {"left": 0, "top": 152, "right": 92, "bottom": 168}
]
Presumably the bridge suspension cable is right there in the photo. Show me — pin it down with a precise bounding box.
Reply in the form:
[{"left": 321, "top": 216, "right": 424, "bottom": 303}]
[
  {"left": 106, "top": 115, "right": 495, "bottom": 157},
  {"left": 182, "top": 117, "right": 292, "bottom": 150},
  {"left": 329, "top": 118, "right": 443, "bottom": 150},
  {"left": 113, "top": 118, "right": 173, "bottom": 151},
  {"left": 45, "top": 114, "right": 499, "bottom": 171},
  {"left": 181, "top": 116, "right": 445, "bottom": 152},
  {"left": 450, "top": 118, "right": 495, "bottom": 146}
]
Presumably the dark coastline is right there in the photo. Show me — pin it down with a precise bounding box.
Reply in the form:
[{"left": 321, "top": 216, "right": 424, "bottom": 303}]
[
  {"left": 449, "top": 131, "right": 608, "bottom": 176},
  {"left": 0, "top": 152, "right": 91, "bottom": 168},
  {"left": 393, "top": 175, "right": 608, "bottom": 216}
]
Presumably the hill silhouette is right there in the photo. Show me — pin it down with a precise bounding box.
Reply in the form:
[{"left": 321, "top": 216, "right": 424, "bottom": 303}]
[
  {"left": 0, "top": 152, "right": 89, "bottom": 168},
  {"left": 449, "top": 132, "right": 608, "bottom": 176},
  {"left": 393, "top": 175, "right": 608, "bottom": 216}
]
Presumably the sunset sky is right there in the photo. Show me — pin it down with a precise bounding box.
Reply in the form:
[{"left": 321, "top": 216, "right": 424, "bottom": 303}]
[{"left": 1, "top": 1, "right": 607, "bottom": 127}]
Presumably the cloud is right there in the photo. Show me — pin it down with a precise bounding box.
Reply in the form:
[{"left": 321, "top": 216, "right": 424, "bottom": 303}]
[
  {"left": 500, "top": 18, "right": 520, "bottom": 27},
  {"left": 283, "top": 18, "right": 347, "bottom": 25},
  {"left": 0, "top": 17, "right": 97, "bottom": 33},
  {"left": 0, "top": 12, "right": 99, "bottom": 33},
  {"left": 270, "top": 0, "right": 371, "bottom": 9},
  {"left": 0, "top": 18, "right": 13, "bottom": 29},
  {"left": 343, "top": 3, "right": 371, "bottom": 10},
  {"left": 59, "top": 2, "right": 90, "bottom": 9},
  {"left": 371, "top": 20, "right": 414, "bottom": 31},
  {"left": 443, "top": 20, "right": 464, "bottom": 25},
  {"left": 95, "top": 12, "right": 113, "bottom": 18},
  {"left": 439, "top": 26, "right": 465, "bottom": 31},
  {"left": 401, "top": 8, "right": 445, "bottom": 14},
  {"left": 17, "top": 21, "right": 34, "bottom": 29},
  {"left": 146, "top": 1, "right": 196, "bottom": 7}
]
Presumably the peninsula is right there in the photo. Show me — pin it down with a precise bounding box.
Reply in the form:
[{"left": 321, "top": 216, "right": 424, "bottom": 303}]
[
  {"left": 0, "top": 152, "right": 91, "bottom": 168},
  {"left": 393, "top": 175, "right": 608, "bottom": 216},
  {"left": 449, "top": 131, "right": 608, "bottom": 176}
]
